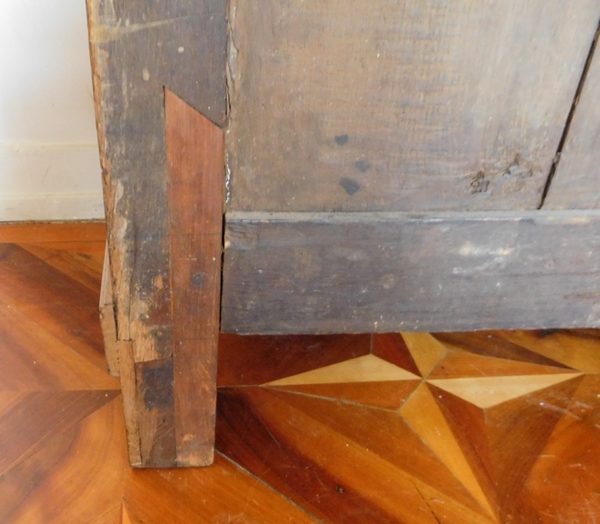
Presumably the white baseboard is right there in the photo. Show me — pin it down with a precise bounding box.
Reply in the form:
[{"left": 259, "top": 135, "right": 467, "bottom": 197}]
[{"left": 0, "top": 192, "right": 105, "bottom": 221}]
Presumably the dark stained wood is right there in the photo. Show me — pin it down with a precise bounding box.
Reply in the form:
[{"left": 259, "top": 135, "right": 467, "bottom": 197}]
[
  {"left": 222, "top": 210, "right": 600, "bottom": 334},
  {"left": 226, "top": 1, "right": 600, "bottom": 213},
  {"left": 87, "top": 0, "right": 228, "bottom": 467},
  {"left": 165, "top": 89, "right": 224, "bottom": 466},
  {"left": 433, "top": 331, "right": 575, "bottom": 370},
  {"left": 544, "top": 22, "right": 600, "bottom": 210},
  {"left": 372, "top": 333, "right": 421, "bottom": 376}
]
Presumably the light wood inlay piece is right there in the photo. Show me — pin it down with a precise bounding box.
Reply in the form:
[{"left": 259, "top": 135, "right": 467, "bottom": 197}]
[
  {"left": 499, "top": 330, "right": 600, "bottom": 374},
  {"left": 429, "top": 374, "right": 582, "bottom": 409},
  {"left": 401, "top": 383, "right": 496, "bottom": 519},
  {"left": 266, "top": 354, "right": 420, "bottom": 386},
  {"left": 402, "top": 333, "right": 448, "bottom": 377}
]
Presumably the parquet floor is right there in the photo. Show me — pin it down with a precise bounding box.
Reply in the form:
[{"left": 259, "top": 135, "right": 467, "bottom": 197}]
[{"left": 1, "top": 223, "right": 599, "bottom": 523}]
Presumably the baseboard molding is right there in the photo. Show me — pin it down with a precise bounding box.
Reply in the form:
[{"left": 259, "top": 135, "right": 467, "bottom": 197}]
[
  {"left": 222, "top": 210, "right": 600, "bottom": 334},
  {"left": 0, "top": 192, "right": 105, "bottom": 221}
]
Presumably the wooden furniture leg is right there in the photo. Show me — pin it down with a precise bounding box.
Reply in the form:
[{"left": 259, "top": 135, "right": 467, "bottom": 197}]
[{"left": 87, "top": 0, "right": 227, "bottom": 467}]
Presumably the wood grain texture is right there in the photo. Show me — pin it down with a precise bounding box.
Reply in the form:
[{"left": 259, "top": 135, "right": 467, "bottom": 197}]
[
  {"left": 0, "top": 223, "right": 320, "bottom": 522},
  {"left": 226, "top": 0, "right": 600, "bottom": 213},
  {"left": 123, "top": 454, "right": 317, "bottom": 524},
  {"left": 0, "top": 222, "right": 106, "bottom": 244},
  {"left": 0, "top": 398, "right": 126, "bottom": 524},
  {"left": 0, "top": 244, "right": 107, "bottom": 370},
  {"left": 165, "top": 89, "right": 224, "bottom": 466},
  {"left": 100, "top": 244, "right": 119, "bottom": 376},
  {"left": 87, "top": 0, "right": 227, "bottom": 467},
  {"left": 222, "top": 210, "right": 600, "bottom": 334},
  {"left": 3, "top": 223, "right": 600, "bottom": 523},
  {"left": 544, "top": 22, "right": 600, "bottom": 209},
  {"left": 216, "top": 329, "right": 600, "bottom": 523}
]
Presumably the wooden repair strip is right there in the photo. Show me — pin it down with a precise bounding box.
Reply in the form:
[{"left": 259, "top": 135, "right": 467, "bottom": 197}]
[{"left": 165, "top": 89, "right": 224, "bottom": 467}]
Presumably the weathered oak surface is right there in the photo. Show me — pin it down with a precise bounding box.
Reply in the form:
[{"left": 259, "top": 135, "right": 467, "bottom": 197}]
[
  {"left": 544, "top": 22, "right": 600, "bottom": 210},
  {"left": 227, "top": 0, "right": 600, "bottom": 213},
  {"left": 222, "top": 210, "right": 600, "bottom": 334}
]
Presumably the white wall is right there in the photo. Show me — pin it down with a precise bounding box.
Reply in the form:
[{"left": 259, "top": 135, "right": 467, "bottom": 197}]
[{"left": 0, "top": 0, "right": 104, "bottom": 221}]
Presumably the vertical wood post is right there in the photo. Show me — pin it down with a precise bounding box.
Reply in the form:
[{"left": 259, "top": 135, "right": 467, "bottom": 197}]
[{"left": 87, "top": 0, "right": 227, "bottom": 467}]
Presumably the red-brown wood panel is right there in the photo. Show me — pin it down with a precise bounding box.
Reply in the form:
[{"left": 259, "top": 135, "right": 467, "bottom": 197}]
[{"left": 166, "top": 89, "right": 224, "bottom": 467}]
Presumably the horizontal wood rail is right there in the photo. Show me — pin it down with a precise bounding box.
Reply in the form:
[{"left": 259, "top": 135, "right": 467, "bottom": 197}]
[{"left": 222, "top": 210, "right": 600, "bottom": 334}]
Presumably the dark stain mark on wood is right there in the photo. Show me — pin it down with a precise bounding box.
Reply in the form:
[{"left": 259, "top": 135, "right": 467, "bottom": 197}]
[
  {"left": 191, "top": 273, "right": 206, "bottom": 287},
  {"left": 340, "top": 178, "right": 360, "bottom": 195},
  {"left": 355, "top": 160, "right": 371, "bottom": 173},
  {"left": 536, "top": 329, "right": 565, "bottom": 338},
  {"left": 335, "top": 134, "right": 349, "bottom": 146},
  {"left": 335, "top": 485, "right": 346, "bottom": 494},
  {"left": 141, "top": 360, "right": 174, "bottom": 410},
  {"left": 470, "top": 155, "right": 538, "bottom": 195}
]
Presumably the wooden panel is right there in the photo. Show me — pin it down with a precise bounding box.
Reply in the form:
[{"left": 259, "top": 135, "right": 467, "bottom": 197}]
[
  {"left": 221, "top": 210, "right": 600, "bottom": 334},
  {"left": 226, "top": 1, "right": 600, "bottom": 213},
  {"left": 87, "top": 0, "right": 227, "bottom": 467},
  {"left": 165, "top": 89, "right": 224, "bottom": 467},
  {"left": 544, "top": 22, "right": 600, "bottom": 209}
]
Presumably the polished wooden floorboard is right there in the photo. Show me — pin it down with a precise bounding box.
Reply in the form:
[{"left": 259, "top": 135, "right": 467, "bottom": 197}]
[{"left": 1, "top": 223, "right": 599, "bottom": 523}]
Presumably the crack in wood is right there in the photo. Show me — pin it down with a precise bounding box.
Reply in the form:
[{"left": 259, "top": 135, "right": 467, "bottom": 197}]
[{"left": 538, "top": 18, "right": 600, "bottom": 209}]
